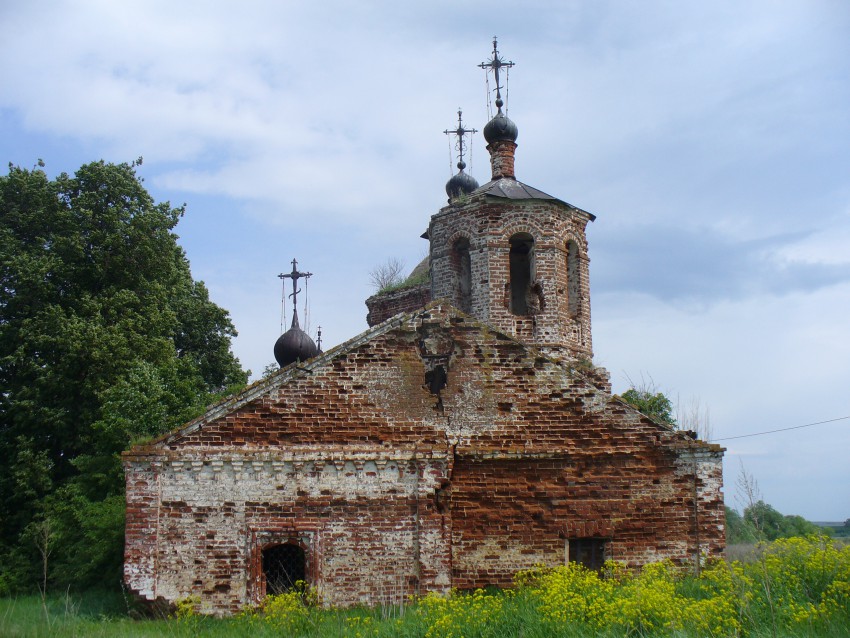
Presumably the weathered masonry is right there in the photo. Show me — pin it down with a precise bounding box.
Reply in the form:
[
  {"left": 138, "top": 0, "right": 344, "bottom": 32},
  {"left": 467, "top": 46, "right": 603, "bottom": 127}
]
[{"left": 124, "top": 41, "right": 724, "bottom": 614}]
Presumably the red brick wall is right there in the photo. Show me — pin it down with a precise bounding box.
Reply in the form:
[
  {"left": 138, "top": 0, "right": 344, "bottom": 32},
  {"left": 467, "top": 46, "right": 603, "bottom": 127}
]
[
  {"left": 365, "top": 284, "right": 431, "bottom": 327},
  {"left": 450, "top": 451, "right": 724, "bottom": 589},
  {"left": 429, "top": 195, "right": 595, "bottom": 361},
  {"left": 487, "top": 140, "right": 517, "bottom": 179},
  {"left": 124, "top": 303, "right": 723, "bottom": 613}
]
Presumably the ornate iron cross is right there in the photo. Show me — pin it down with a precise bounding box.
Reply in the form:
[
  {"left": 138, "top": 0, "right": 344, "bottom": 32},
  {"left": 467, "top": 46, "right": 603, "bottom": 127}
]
[
  {"left": 278, "top": 258, "right": 312, "bottom": 326},
  {"left": 478, "top": 36, "right": 515, "bottom": 111},
  {"left": 444, "top": 108, "right": 477, "bottom": 171}
]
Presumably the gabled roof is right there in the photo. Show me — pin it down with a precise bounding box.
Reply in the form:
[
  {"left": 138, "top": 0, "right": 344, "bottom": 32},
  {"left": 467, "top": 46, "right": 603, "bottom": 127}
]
[{"left": 127, "top": 300, "right": 720, "bottom": 455}]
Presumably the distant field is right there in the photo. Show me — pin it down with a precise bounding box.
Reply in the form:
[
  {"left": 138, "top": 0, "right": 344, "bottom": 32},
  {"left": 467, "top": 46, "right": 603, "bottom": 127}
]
[{"left": 815, "top": 522, "right": 850, "bottom": 537}]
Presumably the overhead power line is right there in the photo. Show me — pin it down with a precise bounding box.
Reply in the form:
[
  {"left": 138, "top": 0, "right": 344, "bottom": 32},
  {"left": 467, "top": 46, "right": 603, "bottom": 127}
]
[{"left": 711, "top": 415, "right": 850, "bottom": 442}]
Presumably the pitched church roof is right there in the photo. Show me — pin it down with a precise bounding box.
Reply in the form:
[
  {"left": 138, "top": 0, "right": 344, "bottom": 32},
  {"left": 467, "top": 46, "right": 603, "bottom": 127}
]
[{"left": 132, "top": 301, "right": 717, "bottom": 457}]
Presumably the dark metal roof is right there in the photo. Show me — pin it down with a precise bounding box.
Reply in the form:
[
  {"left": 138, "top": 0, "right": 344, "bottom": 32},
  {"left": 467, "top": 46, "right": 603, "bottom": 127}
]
[
  {"left": 473, "top": 178, "right": 596, "bottom": 220},
  {"left": 446, "top": 170, "right": 479, "bottom": 201},
  {"left": 483, "top": 112, "right": 518, "bottom": 144},
  {"left": 476, "top": 177, "right": 554, "bottom": 200}
]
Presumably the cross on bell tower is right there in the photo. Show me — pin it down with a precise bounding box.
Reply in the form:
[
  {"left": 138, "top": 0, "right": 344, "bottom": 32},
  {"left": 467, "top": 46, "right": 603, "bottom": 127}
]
[
  {"left": 479, "top": 37, "right": 519, "bottom": 180},
  {"left": 443, "top": 108, "right": 480, "bottom": 202},
  {"left": 428, "top": 39, "right": 596, "bottom": 362},
  {"left": 444, "top": 108, "right": 477, "bottom": 172},
  {"left": 478, "top": 36, "right": 515, "bottom": 116}
]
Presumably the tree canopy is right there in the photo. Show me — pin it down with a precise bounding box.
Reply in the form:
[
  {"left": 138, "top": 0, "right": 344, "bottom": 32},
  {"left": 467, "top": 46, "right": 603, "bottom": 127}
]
[
  {"left": 725, "top": 502, "right": 829, "bottom": 544},
  {"left": 620, "top": 388, "right": 676, "bottom": 425},
  {"left": 0, "top": 160, "right": 247, "bottom": 594}
]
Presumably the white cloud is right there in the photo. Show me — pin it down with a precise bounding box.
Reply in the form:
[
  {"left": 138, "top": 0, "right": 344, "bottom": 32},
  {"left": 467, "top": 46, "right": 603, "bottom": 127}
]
[{"left": 2, "top": 0, "right": 849, "bottom": 520}]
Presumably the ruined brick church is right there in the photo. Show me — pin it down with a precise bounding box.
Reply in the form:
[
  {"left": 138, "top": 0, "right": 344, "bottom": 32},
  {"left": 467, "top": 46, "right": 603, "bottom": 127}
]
[{"left": 124, "top": 42, "right": 724, "bottom": 614}]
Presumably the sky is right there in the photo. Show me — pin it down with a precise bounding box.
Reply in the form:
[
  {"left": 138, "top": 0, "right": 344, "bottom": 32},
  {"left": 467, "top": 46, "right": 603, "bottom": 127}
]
[{"left": 1, "top": 0, "right": 848, "bottom": 522}]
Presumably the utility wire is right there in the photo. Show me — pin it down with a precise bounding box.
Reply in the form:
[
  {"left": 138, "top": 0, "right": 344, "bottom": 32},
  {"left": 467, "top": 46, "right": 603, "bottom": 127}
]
[{"left": 711, "top": 415, "right": 850, "bottom": 442}]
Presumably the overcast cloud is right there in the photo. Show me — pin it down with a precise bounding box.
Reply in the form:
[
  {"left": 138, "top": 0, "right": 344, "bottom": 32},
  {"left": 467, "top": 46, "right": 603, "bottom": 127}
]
[{"left": 1, "top": 0, "right": 848, "bottom": 521}]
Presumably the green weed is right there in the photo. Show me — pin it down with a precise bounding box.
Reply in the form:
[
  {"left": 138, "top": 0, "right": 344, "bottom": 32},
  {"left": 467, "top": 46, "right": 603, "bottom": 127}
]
[{"left": 1, "top": 536, "right": 847, "bottom": 637}]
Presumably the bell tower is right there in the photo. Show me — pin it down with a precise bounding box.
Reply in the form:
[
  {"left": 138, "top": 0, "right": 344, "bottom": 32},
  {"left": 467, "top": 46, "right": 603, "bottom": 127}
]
[{"left": 429, "top": 39, "right": 596, "bottom": 361}]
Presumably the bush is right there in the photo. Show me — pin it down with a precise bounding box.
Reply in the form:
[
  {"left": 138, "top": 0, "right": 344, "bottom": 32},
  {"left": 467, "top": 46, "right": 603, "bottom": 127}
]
[
  {"left": 2, "top": 537, "right": 848, "bottom": 637},
  {"left": 512, "top": 536, "right": 849, "bottom": 637},
  {"left": 238, "top": 581, "right": 318, "bottom": 635}
]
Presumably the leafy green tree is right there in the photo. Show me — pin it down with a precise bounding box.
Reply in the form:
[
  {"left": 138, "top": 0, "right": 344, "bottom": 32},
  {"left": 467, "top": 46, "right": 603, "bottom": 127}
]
[
  {"left": 725, "top": 505, "right": 759, "bottom": 543},
  {"left": 620, "top": 388, "right": 676, "bottom": 425},
  {"left": 0, "top": 160, "right": 247, "bottom": 593},
  {"left": 740, "top": 501, "right": 828, "bottom": 542}
]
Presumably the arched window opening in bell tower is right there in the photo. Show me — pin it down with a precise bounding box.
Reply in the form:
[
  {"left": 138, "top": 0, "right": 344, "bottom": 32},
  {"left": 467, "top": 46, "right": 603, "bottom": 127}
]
[
  {"left": 452, "top": 238, "right": 472, "bottom": 313},
  {"left": 567, "top": 240, "right": 581, "bottom": 317},
  {"left": 509, "top": 233, "right": 534, "bottom": 316}
]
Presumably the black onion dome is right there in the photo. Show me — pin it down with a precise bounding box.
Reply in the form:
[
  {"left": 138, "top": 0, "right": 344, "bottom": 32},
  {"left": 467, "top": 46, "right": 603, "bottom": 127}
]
[
  {"left": 483, "top": 111, "right": 518, "bottom": 144},
  {"left": 446, "top": 169, "right": 479, "bottom": 201},
  {"left": 274, "top": 322, "right": 320, "bottom": 368}
]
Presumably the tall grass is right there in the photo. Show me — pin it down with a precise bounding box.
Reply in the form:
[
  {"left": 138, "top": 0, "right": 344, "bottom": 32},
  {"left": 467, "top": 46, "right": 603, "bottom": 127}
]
[{"left": 2, "top": 536, "right": 847, "bottom": 637}]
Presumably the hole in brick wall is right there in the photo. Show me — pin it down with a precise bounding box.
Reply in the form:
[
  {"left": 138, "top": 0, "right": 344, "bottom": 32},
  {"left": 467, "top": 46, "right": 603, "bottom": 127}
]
[
  {"left": 497, "top": 402, "right": 513, "bottom": 413},
  {"left": 530, "top": 281, "right": 545, "bottom": 313},
  {"left": 262, "top": 543, "right": 306, "bottom": 595},
  {"left": 425, "top": 365, "right": 447, "bottom": 395},
  {"left": 434, "top": 484, "right": 450, "bottom": 513}
]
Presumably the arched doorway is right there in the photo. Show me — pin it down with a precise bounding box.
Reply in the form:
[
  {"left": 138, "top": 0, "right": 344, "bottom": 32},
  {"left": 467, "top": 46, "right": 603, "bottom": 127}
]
[{"left": 262, "top": 543, "right": 306, "bottom": 595}]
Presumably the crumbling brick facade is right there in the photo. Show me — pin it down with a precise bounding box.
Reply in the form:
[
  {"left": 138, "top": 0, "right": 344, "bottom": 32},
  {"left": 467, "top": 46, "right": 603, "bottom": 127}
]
[
  {"left": 429, "top": 189, "right": 594, "bottom": 361},
  {"left": 124, "top": 68, "right": 725, "bottom": 614},
  {"left": 124, "top": 304, "right": 724, "bottom": 614},
  {"left": 365, "top": 283, "right": 431, "bottom": 327}
]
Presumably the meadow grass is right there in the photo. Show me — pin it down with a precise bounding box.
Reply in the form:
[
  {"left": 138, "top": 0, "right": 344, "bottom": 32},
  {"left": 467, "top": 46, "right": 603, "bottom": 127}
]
[{"left": 2, "top": 536, "right": 847, "bottom": 637}]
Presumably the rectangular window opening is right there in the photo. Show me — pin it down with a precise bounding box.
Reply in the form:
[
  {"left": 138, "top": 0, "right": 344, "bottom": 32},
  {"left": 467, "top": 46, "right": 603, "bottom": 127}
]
[{"left": 569, "top": 538, "right": 608, "bottom": 571}]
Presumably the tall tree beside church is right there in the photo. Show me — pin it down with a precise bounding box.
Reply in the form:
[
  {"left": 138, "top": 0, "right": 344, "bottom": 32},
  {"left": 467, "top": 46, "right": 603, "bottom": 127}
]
[{"left": 0, "top": 160, "right": 247, "bottom": 593}]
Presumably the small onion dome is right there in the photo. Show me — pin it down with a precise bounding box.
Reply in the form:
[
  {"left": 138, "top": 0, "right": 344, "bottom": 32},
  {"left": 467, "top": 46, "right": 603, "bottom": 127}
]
[
  {"left": 445, "top": 160, "right": 479, "bottom": 201},
  {"left": 274, "top": 313, "right": 320, "bottom": 368},
  {"left": 483, "top": 111, "right": 518, "bottom": 144}
]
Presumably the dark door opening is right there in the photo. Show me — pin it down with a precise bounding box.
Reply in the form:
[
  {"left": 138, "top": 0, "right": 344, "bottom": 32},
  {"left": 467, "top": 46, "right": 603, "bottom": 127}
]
[{"left": 262, "top": 543, "right": 306, "bottom": 595}]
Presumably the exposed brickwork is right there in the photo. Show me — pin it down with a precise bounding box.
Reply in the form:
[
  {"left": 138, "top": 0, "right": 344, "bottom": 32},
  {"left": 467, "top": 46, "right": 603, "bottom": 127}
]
[
  {"left": 429, "top": 193, "right": 594, "bottom": 360},
  {"left": 365, "top": 284, "right": 431, "bottom": 327},
  {"left": 488, "top": 140, "right": 516, "bottom": 179},
  {"left": 124, "top": 303, "right": 724, "bottom": 614},
  {"left": 124, "top": 92, "right": 725, "bottom": 614}
]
